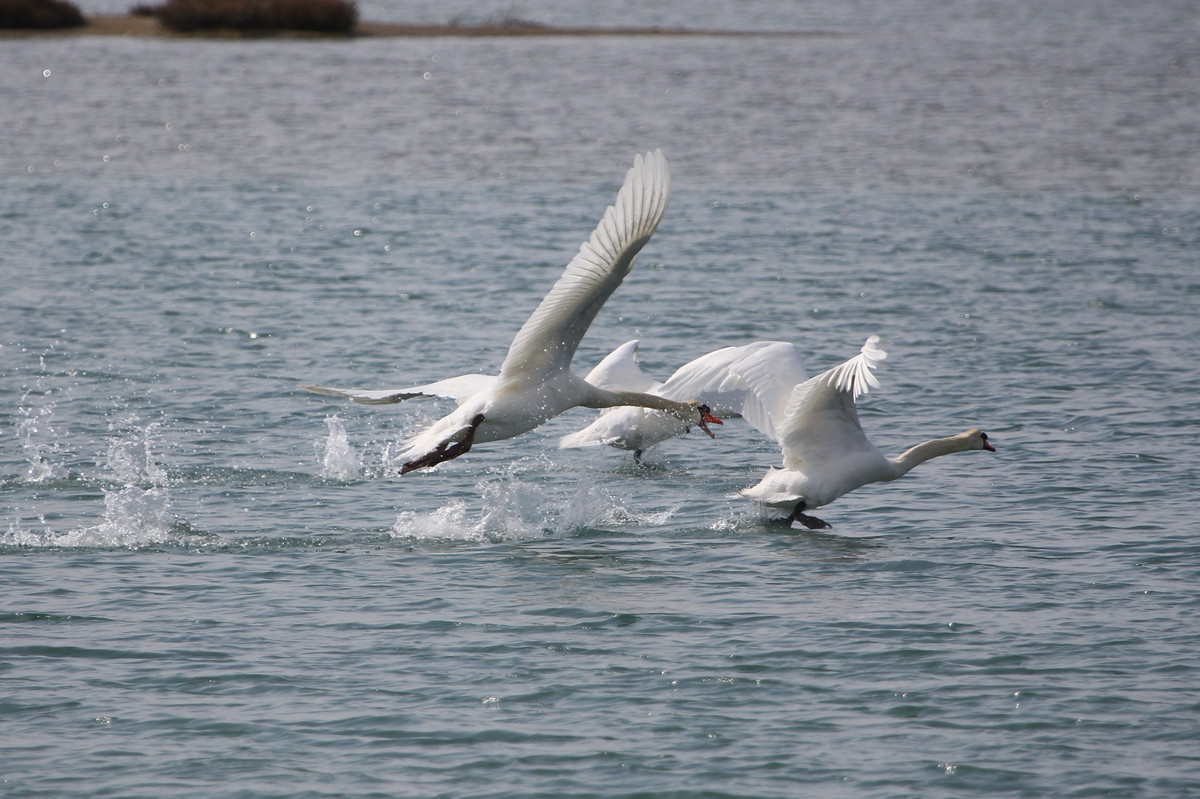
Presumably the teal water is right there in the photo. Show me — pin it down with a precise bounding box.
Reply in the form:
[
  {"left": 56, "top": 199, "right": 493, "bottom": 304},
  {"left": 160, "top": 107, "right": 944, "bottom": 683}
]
[{"left": 3, "top": 3, "right": 1200, "bottom": 797}]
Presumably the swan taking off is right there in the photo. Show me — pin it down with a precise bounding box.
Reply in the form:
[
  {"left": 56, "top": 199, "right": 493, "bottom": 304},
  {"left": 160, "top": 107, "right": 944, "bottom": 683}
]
[
  {"left": 301, "top": 150, "right": 721, "bottom": 474},
  {"left": 560, "top": 339, "right": 808, "bottom": 462},
  {"left": 738, "top": 335, "right": 995, "bottom": 529}
]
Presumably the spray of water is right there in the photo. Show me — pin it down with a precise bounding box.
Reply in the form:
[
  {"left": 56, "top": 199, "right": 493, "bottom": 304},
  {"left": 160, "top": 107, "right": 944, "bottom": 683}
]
[
  {"left": 105, "top": 421, "right": 168, "bottom": 485},
  {"left": 4, "top": 420, "right": 179, "bottom": 548},
  {"left": 317, "top": 415, "right": 362, "bottom": 480},
  {"left": 390, "top": 455, "right": 666, "bottom": 542},
  {"left": 17, "top": 396, "right": 67, "bottom": 483}
]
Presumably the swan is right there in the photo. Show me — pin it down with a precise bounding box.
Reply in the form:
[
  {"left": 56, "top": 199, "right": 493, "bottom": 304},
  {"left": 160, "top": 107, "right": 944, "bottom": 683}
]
[
  {"left": 738, "top": 335, "right": 995, "bottom": 529},
  {"left": 560, "top": 339, "right": 809, "bottom": 462},
  {"left": 301, "top": 150, "right": 722, "bottom": 474}
]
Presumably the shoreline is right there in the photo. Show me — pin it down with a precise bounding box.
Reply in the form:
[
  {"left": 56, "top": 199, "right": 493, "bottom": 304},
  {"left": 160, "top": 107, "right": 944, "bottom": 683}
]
[{"left": 1, "top": 14, "right": 844, "bottom": 39}]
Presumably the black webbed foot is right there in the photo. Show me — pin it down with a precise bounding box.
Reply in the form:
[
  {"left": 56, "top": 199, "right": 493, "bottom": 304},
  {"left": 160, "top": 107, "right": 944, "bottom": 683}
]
[
  {"left": 400, "top": 413, "right": 485, "bottom": 475},
  {"left": 794, "top": 512, "right": 832, "bottom": 530},
  {"left": 777, "top": 501, "right": 833, "bottom": 530}
]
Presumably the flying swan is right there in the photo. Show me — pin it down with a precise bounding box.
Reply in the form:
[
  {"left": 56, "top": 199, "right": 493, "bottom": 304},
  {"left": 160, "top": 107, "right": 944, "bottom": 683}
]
[
  {"left": 301, "top": 150, "right": 722, "bottom": 474},
  {"left": 560, "top": 339, "right": 809, "bottom": 462},
  {"left": 738, "top": 335, "right": 995, "bottom": 529}
]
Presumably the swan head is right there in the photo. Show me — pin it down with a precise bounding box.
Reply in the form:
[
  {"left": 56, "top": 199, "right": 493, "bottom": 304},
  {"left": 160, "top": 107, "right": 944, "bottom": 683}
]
[
  {"left": 961, "top": 429, "right": 996, "bottom": 452},
  {"left": 683, "top": 401, "right": 724, "bottom": 439}
]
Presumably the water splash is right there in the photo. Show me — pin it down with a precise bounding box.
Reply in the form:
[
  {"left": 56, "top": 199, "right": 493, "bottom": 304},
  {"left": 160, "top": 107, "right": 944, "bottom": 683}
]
[
  {"left": 390, "top": 456, "right": 650, "bottom": 542},
  {"left": 708, "top": 506, "right": 770, "bottom": 534},
  {"left": 5, "top": 485, "right": 176, "bottom": 548},
  {"left": 392, "top": 500, "right": 484, "bottom": 542},
  {"left": 3, "top": 421, "right": 180, "bottom": 548},
  {"left": 317, "top": 415, "right": 362, "bottom": 480},
  {"left": 105, "top": 420, "right": 168, "bottom": 486},
  {"left": 16, "top": 396, "right": 67, "bottom": 483}
]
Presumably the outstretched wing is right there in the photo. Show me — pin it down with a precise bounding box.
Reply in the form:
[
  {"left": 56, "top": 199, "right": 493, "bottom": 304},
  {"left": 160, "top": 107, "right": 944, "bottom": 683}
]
[
  {"left": 582, "top": 340, "right": 661, "bottom": 394},
  {"left": 300, "top": 373, "right": 496, "bottom": 406},
  {"left": 560, "top": 340, "right": 809, "bottom": 452},
  {"left": 497, "top": 150, "right": 670, "bottom": 384},
  {"left": 656, "top": 340, "right": 809, "bottom": 439},
  {"left": 776, "top": 335, "right": 889, "bottom": 469}
]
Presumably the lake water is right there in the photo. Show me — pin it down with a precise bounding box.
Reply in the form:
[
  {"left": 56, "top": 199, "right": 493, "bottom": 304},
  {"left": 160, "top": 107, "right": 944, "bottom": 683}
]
[{"left": 3, "top": 2, "right": 1199, "bottom": 797}]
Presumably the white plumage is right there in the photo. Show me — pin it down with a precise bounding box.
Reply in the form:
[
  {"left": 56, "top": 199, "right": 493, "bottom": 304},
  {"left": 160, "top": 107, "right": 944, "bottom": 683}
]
[
  {"left": 302, "top": 150, "right": 720, "bottom": 474},
  {"left": 560, "top": 339, "right": 808, "bottom": 460},
  {"left": 738, "top": 335, "right": 996, "bottom": 528}
]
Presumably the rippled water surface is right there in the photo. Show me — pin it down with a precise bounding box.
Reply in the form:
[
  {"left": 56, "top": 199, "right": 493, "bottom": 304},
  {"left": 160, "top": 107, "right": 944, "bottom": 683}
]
[{"left": 3, "top": 2, "right": 1199, "bottom": 797}]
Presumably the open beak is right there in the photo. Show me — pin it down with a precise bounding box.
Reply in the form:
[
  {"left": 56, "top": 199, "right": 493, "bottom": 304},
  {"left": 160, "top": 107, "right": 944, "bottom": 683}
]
[
  {"left": 983, "top": 441, "right": 996, "bottom": 452},
  {"left": 696, "top": 404, "right": 724, "bottom": 439}
]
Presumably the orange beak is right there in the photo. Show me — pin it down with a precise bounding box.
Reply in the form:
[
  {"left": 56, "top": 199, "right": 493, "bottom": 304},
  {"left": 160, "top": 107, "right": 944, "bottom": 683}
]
[{"left": 696, "top": 404, "right": 724, "bottom": 439}]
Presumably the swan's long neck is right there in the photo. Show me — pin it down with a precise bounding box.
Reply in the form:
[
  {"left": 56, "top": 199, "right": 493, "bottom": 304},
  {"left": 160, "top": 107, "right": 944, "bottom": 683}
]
[
  {"left": 888, "top": 434, "right": 977, "bottom": 478},
  {"left": 587, "top": 388, "right": 693, "bottom": 418}
]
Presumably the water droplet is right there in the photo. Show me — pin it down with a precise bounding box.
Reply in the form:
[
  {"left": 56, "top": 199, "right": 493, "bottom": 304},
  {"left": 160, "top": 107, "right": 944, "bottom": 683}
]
[
  {"left": 423, "top": 71, "right": 432, "bottom": 80},
  {"left": 353, "top": 229, "right": 362, "bottom": 237},
  {"left": 42, "top": 69, "right": 52, "bottom": 77}
]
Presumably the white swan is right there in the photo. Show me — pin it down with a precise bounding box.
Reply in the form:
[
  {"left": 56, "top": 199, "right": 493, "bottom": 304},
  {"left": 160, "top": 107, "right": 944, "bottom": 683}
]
[
  {"left": 560, "top": 339, "right": 808, "bottom": 462},
  {"left": 301, "top": 150, "right": 722, "bottom": 474},
  {"left": 738, "top": 335, "right": 995, "bottom": 529}
]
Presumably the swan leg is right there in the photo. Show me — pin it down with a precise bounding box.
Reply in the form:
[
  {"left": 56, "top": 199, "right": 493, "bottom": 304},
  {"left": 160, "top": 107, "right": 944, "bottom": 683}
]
[
  {"left": 633, "top": 449, "right": 644, "bottom": 465},
  {"left": 794, "top": 511, "right": 832, "bottom": 530},
  {"left": 400, "top": 414, "right": 485, "bottom": 475},
  {"left": 775, "top": 502, "right": 832, "bottom": 530}
]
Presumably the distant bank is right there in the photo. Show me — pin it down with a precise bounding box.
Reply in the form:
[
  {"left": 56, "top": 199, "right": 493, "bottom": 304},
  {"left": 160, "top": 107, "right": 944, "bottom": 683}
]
[{"left": 1, "top": 14, "right": 834, "bottom": 38}]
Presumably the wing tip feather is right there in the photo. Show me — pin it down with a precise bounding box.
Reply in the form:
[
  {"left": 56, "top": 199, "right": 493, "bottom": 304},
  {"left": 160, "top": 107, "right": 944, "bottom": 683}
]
[{"left": 825, "top": 334, "right": 891, "bottom": 399}]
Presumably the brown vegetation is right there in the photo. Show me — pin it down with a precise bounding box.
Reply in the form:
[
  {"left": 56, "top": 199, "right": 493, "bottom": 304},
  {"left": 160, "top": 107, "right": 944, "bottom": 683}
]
[
  {"left": 1, "top": 8, "right": 833, "bottom": 39},
  {"left": 0, "top": 0, "right": 84, "bottom": 28},
  {"left": 146, "top": 0, "right": 357, "bottom": 34}
]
